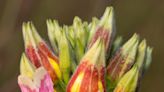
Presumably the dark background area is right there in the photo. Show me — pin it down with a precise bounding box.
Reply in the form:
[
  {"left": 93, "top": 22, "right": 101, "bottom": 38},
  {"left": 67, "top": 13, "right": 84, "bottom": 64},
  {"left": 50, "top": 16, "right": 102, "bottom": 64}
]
[{"left": 0, "top": 0, "right": 164, "bottom": 92}]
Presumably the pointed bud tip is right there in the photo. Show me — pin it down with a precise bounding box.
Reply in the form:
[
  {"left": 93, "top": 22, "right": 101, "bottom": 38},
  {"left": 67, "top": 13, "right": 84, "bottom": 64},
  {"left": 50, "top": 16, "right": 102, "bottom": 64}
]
[
  {"left": 123, "top": 33, "right": 139, "bottom": 47},
  {"left": 122, "top": 33, "right": 139, "bottom": 57},
  {"left": 22, "top": 22, "right": 43, "bottom": 48},
  {"left": 144, "top": 46, "right": 153, "bottom": 70},
  {"left": 82, "top": 38, "right": 102, "bottom": 64},
  {"left": 147, "top": 46, "right": 153, "bottom": 53},
  {"left": 74, "top": 16, "right": 81, "bottom": 21},
  {"left": 99, "top": 6, "right": 114, "bottom": 29},
  {"left": 114, "top": 36, "right": 123, "bottom": 44},
  {"left": 139, "top": 39, "right": 147, "bottom": 52},
  {"left": 73, "top": 16, "right": 83, "bottom": 27}
]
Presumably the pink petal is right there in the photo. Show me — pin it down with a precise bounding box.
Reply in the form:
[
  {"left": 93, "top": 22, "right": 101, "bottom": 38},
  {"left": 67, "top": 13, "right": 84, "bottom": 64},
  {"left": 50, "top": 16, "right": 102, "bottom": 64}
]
[{"left": 18, "top": 67, "right": 54, "bottom": 92}]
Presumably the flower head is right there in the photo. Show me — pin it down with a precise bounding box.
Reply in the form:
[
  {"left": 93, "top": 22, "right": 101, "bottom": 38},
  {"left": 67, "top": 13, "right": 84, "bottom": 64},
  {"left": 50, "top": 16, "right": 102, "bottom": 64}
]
[{"left": 18, "top": 6, "right": 153, "bottom": 92}]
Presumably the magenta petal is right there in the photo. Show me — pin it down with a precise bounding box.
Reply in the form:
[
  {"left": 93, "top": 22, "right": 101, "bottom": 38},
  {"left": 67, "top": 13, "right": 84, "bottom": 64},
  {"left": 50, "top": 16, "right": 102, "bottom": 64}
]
[
  {"left": 19, "top": 85, "right": 37, "bottom": 92},
  {"left": 18, "top": 67, "right": 54, "bottom": 92},
  {"left": 38, "top": 72, "right": 54, "bottom": 92},
  {"left": 39, "top": 74, "right": 54, "bottom": 92}
]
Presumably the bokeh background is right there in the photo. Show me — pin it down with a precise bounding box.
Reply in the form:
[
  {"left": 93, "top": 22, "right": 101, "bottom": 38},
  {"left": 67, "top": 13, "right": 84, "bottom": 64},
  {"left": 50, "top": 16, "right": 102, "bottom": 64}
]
[{"left": 0, "top": 0, "right": 164, "bottom": 92}]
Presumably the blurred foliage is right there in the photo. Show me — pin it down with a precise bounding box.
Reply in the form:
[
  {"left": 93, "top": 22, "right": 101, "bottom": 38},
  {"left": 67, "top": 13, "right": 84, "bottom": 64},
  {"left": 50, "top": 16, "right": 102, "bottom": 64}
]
[{"left": 0, "top": 0, "right": 164, "bottom": 92}]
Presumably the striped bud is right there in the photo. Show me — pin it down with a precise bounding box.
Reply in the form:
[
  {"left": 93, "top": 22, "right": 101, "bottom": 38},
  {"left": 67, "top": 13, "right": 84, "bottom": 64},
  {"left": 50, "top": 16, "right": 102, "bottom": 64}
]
[
  {"left": 114, "top": 40, "right": 147, "bottom": 92},
  {"left": 22, "top": 22, "right": 61, "bottom": 82},
  {"left": 107, "top": 34, "right": 139, "bottom": 89},
  {"left": 88, "top": 7, "right": 115, "bottom": 56},
  {"left": 67, "top": 39, "right": 106, "bottom": 92}
]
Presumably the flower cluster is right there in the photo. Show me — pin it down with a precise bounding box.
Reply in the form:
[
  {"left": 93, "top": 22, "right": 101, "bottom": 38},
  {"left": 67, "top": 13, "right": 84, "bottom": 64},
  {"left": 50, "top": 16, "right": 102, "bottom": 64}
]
[{"left": 18, "top": 6, "right": 153, "bottom": 92}]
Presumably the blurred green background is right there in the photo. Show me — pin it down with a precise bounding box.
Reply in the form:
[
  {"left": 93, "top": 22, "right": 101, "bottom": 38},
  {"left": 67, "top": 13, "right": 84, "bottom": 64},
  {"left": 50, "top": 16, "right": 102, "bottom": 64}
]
[{"left": 0, "top": 0, "right": 164, "bottom": 92}]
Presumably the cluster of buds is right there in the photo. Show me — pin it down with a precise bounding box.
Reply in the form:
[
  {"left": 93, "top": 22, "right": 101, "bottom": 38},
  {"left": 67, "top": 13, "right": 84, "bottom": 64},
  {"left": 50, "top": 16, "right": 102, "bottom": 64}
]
[
  {"left": 107, "top": 35, "right": 153, "bottom": 91},
  {"left": 18, "top": 6, "right": 153, "bottom": 92}
]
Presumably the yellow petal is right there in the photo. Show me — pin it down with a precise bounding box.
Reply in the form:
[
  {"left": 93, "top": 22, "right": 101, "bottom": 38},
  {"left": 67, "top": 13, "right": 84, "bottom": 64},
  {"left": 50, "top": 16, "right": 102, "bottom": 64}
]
[
  {"left": 98, "top": 80, "right": 104, "bottom": 92},
  {"left": 48, "top": 57, "right": 61, "bottom": 79},
  {"left": 71, "top": 72, "right": 84, "bottom": 92}
]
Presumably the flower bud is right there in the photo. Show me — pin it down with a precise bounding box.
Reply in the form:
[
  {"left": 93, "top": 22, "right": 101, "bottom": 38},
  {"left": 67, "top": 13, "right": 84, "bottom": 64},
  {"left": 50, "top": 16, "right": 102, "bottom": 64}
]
[
  {"left": 67, "top": 39, "right": 106, "bottom": 92},
  {"left": 109, "top": 39, "right": 147, "bottom": 92},
  {"left": 88, "top": 17, "right": 99, "bottom": 44},
  {"left": 65, "top": 26, "right": 76, "bottom": 48},
  {"left": 135, "top": 40, "right": 147, "bottom": 71},
  {"left": 22, "top": 22, "right": 61, "bottom": 82},
  {"left": 144, "top": 46, "right": 153, "bottom": 71},
  {"left": 113, "top": 66, "right": 139, "bottom": 92},
  {"left": 88, "top": 7, "right": 115, "bottom": 56},
  {"left": 110, "top": 36, "right": 123, "bottom": 56},
  {"left": 47, "top": 19, "right": 60, "bottom": 54},
  {"left": 73, "top": 17, "right": 88, "bottom": 62},
  {"left": 107, "top": 34, "right": 139, "bottom": 89},
  {"left": 58, "top": 30, "right": 71, "bottom": 84}
]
